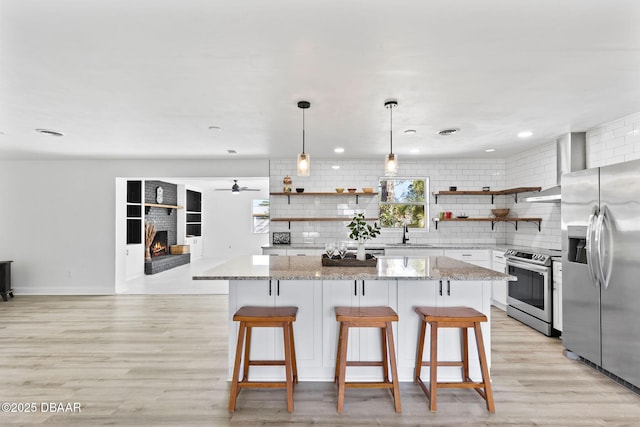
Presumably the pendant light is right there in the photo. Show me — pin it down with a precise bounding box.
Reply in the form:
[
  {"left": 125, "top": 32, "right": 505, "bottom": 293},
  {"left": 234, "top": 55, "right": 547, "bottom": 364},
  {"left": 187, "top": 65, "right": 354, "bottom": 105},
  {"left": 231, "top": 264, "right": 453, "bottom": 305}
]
[
  {"left": 384, "top": 100, "right": 398, "bottom": 176},
  {"left": 297, "top": 100, "right": 311, "bottom": 176}
]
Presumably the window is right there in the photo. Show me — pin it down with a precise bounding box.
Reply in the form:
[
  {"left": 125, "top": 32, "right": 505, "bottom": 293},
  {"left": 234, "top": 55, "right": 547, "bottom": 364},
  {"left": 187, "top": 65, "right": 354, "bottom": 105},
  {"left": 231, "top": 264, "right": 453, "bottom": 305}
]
[
  {"left": 378, "top": 177, "right": 429, "bottom": 229},
  {"left": 252, "top": 199, "right": 270, "bottom": 233}
]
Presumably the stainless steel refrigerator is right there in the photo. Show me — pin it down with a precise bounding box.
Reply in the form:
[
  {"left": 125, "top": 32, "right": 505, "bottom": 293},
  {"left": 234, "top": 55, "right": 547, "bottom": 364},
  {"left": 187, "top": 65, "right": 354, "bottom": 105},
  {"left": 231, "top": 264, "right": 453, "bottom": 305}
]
[{"left": 562, "top": 158, "right": 640, "bottom": 389}]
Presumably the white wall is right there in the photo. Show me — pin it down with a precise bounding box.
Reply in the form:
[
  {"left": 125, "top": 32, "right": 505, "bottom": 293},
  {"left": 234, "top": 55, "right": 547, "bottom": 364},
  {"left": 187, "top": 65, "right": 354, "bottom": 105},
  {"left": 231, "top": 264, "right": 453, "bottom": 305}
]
[
  {"left": 505, "top": 141, "right": 562, "bottom": 250},
  {"left": 587, "top": 111, "right": 640, "bottom": 168},
  {"left": 0, "top": 159, "right": 268, "bottom": 295},
  {"left": 203, "top": 179, "right": 270, "bottom": 258},
  {"left": 269, "top": 158, "right": 508, "bottom": 246}
]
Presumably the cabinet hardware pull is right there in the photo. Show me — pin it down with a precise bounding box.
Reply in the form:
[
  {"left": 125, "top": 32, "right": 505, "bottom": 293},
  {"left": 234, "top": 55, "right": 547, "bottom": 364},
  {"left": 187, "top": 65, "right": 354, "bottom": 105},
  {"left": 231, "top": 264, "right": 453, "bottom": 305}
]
[
  {"left": 269, "top": 280, "right": 272, "bottom": 296},
  {"left": 439, "top": 280, "right": 443, "bottom": 296},
  {"left": 354, "top": 280, "right": 357, "bottom": 296},
  {"left": 277, "top": 280, "right": 280, "bottom": 296},
  {"left": 447, "top": 279, "right": 451, "bottom": 296},
  {"left": 362, "top": 281, "right": 365, "bottom": 296}
]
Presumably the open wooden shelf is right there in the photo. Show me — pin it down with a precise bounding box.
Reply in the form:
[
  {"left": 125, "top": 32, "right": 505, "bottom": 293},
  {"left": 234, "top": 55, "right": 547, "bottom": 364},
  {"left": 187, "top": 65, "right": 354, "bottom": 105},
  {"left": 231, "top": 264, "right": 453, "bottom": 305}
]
[
  {"left": 271, "top": 217, "right": 379, "bottom": 229},
  {"left": 144, "top": 203, "right": 184, "bottom": 214},
  {"left": 432, "top": 187, "right": 541, "bottom": 203},
  {"left": 432, "top": 217, "right": 542, "bottom": 231},
  {"left": 271, "top": 191, "right": 378, "bottom": 204}
]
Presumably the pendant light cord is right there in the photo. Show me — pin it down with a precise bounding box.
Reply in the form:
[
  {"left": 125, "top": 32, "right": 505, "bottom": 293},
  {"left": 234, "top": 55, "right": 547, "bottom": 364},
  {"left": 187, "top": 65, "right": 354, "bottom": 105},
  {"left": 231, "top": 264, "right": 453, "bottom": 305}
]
[
  {"left": 389, "top": 104, "right": 393, "bottom": 155},
  {"left": 302, "top": 108, "right": 306, "bottom": 154}
]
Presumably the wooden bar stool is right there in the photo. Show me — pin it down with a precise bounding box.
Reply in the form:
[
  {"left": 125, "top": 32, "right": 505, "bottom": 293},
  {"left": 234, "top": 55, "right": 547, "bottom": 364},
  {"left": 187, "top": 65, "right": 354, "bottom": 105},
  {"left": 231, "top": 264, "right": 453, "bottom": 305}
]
[
  {"left": 229, "top": 306, "right": 298, "bottom": 413},
  {"left": 414, "top": 306, "right": 494, "bottom": 413},
  {"left": 334, "top": 306, "right": 401, "bottom": 413}
]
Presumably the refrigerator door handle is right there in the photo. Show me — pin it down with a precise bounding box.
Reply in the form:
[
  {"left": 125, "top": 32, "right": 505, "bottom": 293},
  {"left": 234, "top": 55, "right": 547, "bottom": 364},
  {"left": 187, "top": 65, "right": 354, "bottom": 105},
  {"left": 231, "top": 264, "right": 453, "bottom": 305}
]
[
  {"left": 586, "top": 205, "right": 601, "bottom": 287},
  {"left": 596, "top": 205, "right": 614, "bottom": 290}
]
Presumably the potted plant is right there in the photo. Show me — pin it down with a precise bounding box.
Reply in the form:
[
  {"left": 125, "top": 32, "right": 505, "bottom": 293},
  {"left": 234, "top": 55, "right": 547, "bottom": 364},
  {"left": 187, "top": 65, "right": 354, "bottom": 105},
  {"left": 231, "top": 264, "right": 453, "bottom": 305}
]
[{"left": 347, "top": 213, "right": 381, "bottom": 261}]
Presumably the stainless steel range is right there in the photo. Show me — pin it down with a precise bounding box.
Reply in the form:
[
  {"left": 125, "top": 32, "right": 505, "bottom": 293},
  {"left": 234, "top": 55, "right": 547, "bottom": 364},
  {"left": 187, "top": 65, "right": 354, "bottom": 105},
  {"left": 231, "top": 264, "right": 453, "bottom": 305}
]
[{"left": 504, "top": 248, "right": 558, "bottom": 336}]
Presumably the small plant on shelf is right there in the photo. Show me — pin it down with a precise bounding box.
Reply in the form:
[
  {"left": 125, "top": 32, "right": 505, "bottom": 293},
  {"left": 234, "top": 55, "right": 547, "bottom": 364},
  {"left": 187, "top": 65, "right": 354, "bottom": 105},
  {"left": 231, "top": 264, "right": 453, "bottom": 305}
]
[{"left": 347, "top": 213, "right": 381, "bottom": 260}]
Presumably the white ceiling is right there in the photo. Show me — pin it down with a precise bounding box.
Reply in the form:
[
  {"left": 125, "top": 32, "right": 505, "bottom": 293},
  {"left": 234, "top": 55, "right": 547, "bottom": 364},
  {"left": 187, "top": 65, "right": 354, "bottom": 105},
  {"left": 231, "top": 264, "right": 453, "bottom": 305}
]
[{"left": 1, "top": 0, "right": 640, "bottom": 161}]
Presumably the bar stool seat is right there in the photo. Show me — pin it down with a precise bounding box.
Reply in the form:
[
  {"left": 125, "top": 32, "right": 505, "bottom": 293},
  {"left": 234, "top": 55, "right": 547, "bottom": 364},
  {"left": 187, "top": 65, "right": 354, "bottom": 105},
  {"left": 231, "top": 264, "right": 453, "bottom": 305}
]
[
  {"left": 414, "top": 306, "right": 495, "bottom": 413},
  {"left": 334, "top": 306, "right": 401, "bottom": 413},
  {"left": 229, "top": 306, "right": 298, "bottom": 413}
]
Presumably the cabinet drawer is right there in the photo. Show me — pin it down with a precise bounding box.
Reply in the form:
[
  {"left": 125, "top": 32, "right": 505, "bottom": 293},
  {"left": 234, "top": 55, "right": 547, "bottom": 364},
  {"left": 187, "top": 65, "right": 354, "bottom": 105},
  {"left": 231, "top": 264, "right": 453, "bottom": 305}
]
[{"left": 444, "top": 249, "right": 489, "bottom": 262}]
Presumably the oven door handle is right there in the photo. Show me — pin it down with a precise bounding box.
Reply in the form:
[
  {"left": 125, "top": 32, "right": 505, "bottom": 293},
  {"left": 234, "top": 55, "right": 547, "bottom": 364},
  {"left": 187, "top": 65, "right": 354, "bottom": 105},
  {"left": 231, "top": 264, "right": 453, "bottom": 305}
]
[{"left": 506, "top": 259, "right": 550, "bottom": 275}]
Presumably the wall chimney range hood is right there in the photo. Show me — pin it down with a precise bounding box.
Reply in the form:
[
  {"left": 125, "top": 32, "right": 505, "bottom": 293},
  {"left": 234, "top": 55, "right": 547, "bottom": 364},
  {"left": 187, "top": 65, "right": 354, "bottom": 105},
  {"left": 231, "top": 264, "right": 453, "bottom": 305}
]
[{"left": 521, "top": 132, "right": 586, "bottom": 203}]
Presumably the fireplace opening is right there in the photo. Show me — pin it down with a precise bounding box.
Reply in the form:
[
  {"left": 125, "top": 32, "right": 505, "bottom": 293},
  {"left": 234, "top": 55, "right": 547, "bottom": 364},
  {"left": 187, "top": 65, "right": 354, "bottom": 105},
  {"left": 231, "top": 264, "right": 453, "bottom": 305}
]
[{"left": 150, "top": 231, "right": 168, "bottom": 257}]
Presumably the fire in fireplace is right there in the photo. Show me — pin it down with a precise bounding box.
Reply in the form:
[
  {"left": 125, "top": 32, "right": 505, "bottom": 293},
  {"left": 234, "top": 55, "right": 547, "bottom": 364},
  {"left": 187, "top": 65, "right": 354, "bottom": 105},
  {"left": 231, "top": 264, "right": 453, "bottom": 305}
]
[{"left": 150, "top": 231, "right": 168, "bottom": 257}]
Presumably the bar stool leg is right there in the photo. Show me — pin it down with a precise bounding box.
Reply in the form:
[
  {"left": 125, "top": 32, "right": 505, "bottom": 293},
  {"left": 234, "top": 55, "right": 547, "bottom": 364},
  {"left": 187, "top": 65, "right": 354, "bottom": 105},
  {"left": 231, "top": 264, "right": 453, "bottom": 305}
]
[
  {"left": 334, "top": 322, "right": 345, "bottom": 383},
  {"left": 229, "top": 321, "right": 246, "bottom": 411},
  {"left": 429, "top": 323, "right": 439, "bottom": 412},
  {"left": 288, "top": 321, "right": 298, "bottom": 384},
  {"left": 337, "top": 323, "right": 350, "bottom": 414},
  {"left": 242, "top": 326, "right": 252, "bottom": 382},
  {"left": 474, "top": 322, "right": 495, "bottom": 413},
  {"left": 462, "top": 327, "right": 469, "bottom": 382},
  {"left": 283, "top": 322, "right": 294, "bottom": 413},
  {"left": 380, "top": 326, "right": 389, "bottom": 383},
  {"left": 386, "top": 321, "right": 402, "bottom": 413},
  {"left": 414, "top": 319, "right": 427, "bottom": 383}
]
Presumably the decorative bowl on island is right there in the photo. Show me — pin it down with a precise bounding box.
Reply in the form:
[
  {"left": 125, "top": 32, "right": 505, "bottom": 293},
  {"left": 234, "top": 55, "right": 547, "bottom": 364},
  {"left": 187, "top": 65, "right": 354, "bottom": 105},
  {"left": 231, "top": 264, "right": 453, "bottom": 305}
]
[{"left": 491, "top": 208, "right": 510, "bottom": 217}]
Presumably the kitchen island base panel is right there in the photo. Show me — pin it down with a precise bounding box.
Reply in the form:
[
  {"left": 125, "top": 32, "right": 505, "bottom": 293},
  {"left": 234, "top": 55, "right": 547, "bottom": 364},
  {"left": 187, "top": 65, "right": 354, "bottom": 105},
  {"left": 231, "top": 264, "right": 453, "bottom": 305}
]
[{"left": 228, "top": 278, "right": 492, "bottom": 383}]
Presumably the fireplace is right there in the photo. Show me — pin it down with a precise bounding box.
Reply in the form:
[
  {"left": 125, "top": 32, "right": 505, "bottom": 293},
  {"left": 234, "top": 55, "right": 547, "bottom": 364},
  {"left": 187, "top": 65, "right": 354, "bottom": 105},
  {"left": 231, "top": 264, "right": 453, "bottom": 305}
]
[{"left": 150, "top": 231, "right": 168, "bottom": 257}]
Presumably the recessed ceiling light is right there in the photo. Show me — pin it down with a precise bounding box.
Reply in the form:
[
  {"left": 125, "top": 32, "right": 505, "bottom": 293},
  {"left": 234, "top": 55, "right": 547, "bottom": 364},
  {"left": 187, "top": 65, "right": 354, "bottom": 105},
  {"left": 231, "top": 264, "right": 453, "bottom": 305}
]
[
  {"left": 208, "top": 125, "right": 222, "bottom": 131},
  {"left": 334, "top": 147, "right": 345, "bottom": 153},
  {"left": 518, "top": 131, "right": 533, "bottom": 138},
  {"left": 404, "top": 129, "right": 417, "bottom": 134},
  {"left": 332, "top": 165, "right": 340, "bottom": 170},
  {"left": 485, "top": 148, "right": 496, "bottom": 153},
  {"left": 409, "top": 148, "right": 420, "bottom": 154},
  {"left": 227, "top": 149, "right": 237, "bottom": 155},
  {"left": 35, "top": 128, "right": 64, "bottom": 137},
  {"left": 437, "top": 128, "right": 459, "bottom": 136}
]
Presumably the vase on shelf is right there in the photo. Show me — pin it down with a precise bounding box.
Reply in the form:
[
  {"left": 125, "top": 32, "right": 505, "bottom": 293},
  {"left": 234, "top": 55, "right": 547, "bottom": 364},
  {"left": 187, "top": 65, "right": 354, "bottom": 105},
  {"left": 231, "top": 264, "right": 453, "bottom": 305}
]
[{"left": 357, "top": 240, "right": 366, "bottom": 261}]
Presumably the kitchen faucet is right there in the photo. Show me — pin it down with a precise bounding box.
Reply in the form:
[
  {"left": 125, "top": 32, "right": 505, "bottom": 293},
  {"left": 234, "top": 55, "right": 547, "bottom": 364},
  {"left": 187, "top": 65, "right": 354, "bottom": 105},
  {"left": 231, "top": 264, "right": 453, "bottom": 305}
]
[{"left": 402, "top": 223, "right": 409, "bottom": 244}]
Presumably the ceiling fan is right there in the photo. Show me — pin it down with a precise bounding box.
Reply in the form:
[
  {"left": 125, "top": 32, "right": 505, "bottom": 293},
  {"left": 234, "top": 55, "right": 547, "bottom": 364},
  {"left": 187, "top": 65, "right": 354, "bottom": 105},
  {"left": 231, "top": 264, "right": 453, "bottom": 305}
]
[{"left": 215, "top": 179, "right": 260, "bottom": 195}]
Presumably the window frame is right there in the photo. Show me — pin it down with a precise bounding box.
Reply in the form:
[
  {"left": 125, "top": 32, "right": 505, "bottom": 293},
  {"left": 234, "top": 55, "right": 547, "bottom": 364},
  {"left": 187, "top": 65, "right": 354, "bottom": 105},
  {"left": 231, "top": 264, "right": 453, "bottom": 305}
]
[{"left": 378, "top": 176, "right": 430, "bottom": 230}]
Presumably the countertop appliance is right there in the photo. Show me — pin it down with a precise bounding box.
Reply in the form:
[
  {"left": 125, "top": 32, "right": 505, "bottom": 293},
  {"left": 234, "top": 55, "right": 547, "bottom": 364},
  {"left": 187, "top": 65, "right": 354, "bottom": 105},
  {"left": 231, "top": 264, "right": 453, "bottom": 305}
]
[
  {"left": 504, "top": 248, "right": 557, "bottom": 336},
  {"left": 562, "top": 158, "right": 640, "bottom": 389}
]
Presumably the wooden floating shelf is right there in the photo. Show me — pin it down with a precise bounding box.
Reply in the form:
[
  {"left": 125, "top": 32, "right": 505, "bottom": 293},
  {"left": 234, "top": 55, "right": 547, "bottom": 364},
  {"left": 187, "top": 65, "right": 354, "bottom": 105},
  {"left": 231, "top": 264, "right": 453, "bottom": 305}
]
[
  {"left": 144, "top": 203, "right": 184, "bottom": 214},
  {"left": 432, "top": 217, "right": 542, "bottom": 231},
  {"left": 270, "top": 192, "right": 378, "bottom": 196},
  {"left": 432, "top": 187, "right": 541, "bottom": 203},
  {"left": 271, "top": 217, "right": 379, "bottom": 229},
  {"left": 270, "top": 191, "right": 378, "bottom": 204}
]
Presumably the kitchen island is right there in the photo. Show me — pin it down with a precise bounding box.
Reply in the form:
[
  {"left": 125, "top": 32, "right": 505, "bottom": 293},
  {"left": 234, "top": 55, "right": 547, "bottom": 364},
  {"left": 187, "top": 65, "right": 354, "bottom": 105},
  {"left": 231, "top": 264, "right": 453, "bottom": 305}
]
[{"left": 194, "top": 255, "right": 515, "bottom": 382}]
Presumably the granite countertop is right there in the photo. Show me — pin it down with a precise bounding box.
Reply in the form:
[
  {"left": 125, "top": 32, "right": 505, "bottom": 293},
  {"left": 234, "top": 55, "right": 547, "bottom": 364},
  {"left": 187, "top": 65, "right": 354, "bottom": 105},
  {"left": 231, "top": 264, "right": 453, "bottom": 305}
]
[{"left": 193, "top": 255, "right": 516, "bottom": 281}]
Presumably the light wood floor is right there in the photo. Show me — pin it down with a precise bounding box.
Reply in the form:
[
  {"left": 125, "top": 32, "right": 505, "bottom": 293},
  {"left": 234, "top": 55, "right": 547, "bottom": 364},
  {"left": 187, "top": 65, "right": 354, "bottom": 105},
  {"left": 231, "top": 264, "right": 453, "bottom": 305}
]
[{"left": 1, "top": 296, "right": 639, "bottom": 426}]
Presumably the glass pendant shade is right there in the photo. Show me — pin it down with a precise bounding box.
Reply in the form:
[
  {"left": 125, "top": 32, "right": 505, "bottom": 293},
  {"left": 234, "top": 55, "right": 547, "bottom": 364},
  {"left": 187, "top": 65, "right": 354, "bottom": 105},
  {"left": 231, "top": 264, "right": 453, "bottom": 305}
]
[
  {"left": 297, "top": 152, "right": 310, "bottom": 176},
  {"left": 384, "top": 153, "right": 398, "bottom": 176}
]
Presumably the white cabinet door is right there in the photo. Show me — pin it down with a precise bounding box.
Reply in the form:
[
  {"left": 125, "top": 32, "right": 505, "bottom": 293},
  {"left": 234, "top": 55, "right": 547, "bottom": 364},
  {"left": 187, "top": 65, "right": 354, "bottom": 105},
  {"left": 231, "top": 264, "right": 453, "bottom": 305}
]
[
  {"left": 553, "top": 261, "right": 563, "bottom": 332},
  {"left": 397, "top": 279, "right": 490, "bottom": 382},
  {"left": 273, "top": 280, "right": 322, "bottom": 368},
  {"left": 322, "top": 280, "right": 395, "bottom": 371},
  {"left": 491, "top": 250, "right": 507, "bottom": 310},
  {"left": 125, "top": 244, "right": 145, "bottom": 280},
  {"left": 229, "top": 279, "right": 322, "bottom": 380},
  {"left": 396, "top": 281, "right": 438, "bottom": 372},
  {"left": 185, "top": 236, "right": 203, "bottom": 260}
]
